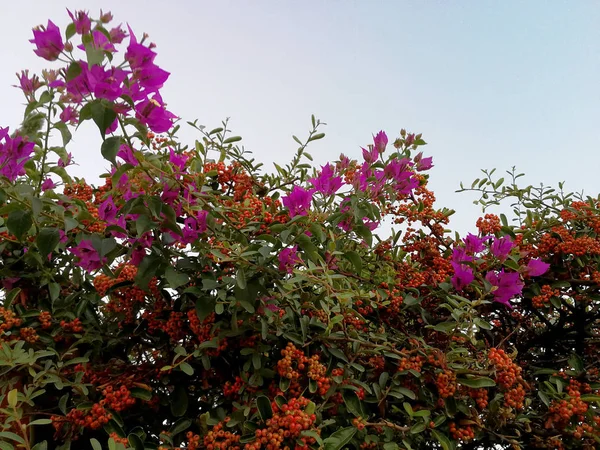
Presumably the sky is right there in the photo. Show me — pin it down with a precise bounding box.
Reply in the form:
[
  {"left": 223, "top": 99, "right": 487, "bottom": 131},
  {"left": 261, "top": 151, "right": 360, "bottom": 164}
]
[{"left": 0, "top": 0, "right": 599, "bottom": 235}]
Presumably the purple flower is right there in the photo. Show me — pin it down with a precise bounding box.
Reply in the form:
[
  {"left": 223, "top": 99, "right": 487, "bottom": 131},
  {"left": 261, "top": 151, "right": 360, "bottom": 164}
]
[
  {"left": 60, "top": 106, "right": 78, "bottom": 125},
  {"left": 30, "top": 21, "right": 64, "bottom": 61},
  {"left": 91, "top": 66, "right": 127, "bottom": 101},
  {"left": 135, "top": 93, "right": 177, "bottom": 133},
  {"left": 41, "top": 178, "right": 56, "bottom": 191},
  {"left": 525, "top": 259, "right": 550, "bottom": 277},
  {"left": 169, "top": 148, "right": 188, "bottom": 173},
  {"left": 282, "top": 186, "right": 312, "bottom": 217},
  {"left": 362, "top": 146, "right": 379, "bottom": 164},
  {"left": 463, "top": 233, "right": 486, "bottom": 254},
  {"left": 58, "top": 153, "right": 72, "bottom": 168},
  {"left": 77, "top": 30, "right": 116, "bottom": 54},
  {"left": 125, "top": 26, "right": 157, "bottom": 69},
  {"left": 414, "top": 152, "right": 433, "bottom": 171},
  {"left": 67, "top": 10, "right": 92, "bottom": 35},
  {"left": 362, "top": 218, "right": 379, "bottom": 231},
  {"left": 373, "top": 131, "right": 388, "bottom": 153},
  {"left": 130, "top": 247, "right": 147, "bottom": 266},
  {"left": 15, "top": 70, "right": 41, "bottom": 99},
  {"left": 161, "top": 182, "right": 179, "bottom": 205},
  {"left": 117, "top": 144, "right": 139, "bottom": 166},
  {"left": 135, "top": 64, "right": 170, "bottom": 92},
  {"left": 109, "top": 26, "right": 128, "bottom": 44},
  {"left": 309, "top": 164, "right": 343, "bottom": 195},
  {"left": 485, "top": 270, "right": 524, "bottom": 308},
  {"left": 490, "top": 236, "right": 514, "bottom": 260},
  {"left": 452, "top": 265, "right": 474, "bottom": 291},
  {"left": 68, "top": 239, "right": 106, "bottom": 272},
  {"left": 278, "top": 246, "right": 302, "bottom": 274},
  {"left": 98, "top": 196, "right": 118, "bottom": 222},
  {"left": 0, "top": 130, "right": 35, "bottom": 182}
]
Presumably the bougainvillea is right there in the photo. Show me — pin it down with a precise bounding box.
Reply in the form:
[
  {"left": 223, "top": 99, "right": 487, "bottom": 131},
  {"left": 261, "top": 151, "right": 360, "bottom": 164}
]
[{"left": 1, "top": 10, "right": 599, "bottom": 450}]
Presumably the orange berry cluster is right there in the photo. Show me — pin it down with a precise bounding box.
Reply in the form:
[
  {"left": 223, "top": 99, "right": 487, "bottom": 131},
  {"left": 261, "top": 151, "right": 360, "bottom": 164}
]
[
  {"left": 468, "top": 388, "right": 489, "bottom": 410},
  {"left": 186, "top": 431, "right": 201, "bottom": 450},
  {"left": 38, "top": 311, "right": 52, "bottom": 329},
  {"left": 545, "top": 379, "right": 589, "bottom": 429},
  {"left": 397, "top": 354, "right": 424, "bottom": 373},
  {"left": 532, "top": 285, "right": 560, "bottom": 308},
  {"left": 352, "top": 417, "right": 366, "bottom": 430},
  {"left": 188, "top": 310, "right": 216, "bottom": 343},
  {"left": 476, "top": 214, "right": 502, "bottom": 235},
  {"left": 449, "top": 421, "right": 475, "bottom": 442},
  {"left": 248, "top": 397, "right": 318, "bottom": 450},
  {"left": 60, "top": 318, "right": 83, "bottom": 333},
  {"left": 53, "top": 403, "right": 112, "bottom": 432},
  {"left": 436, "top": 369, "right": 457, "bottom": 398},
  {"left": 488, "top": 348, "right": 527, "bottom": 410},
  {"left": 94, "top": 263, "right": 160, "bottom": 323},
  {"left": 109, "top": 432, "right": 129, "bottom": 446},
  {"left": 0, "top": 307, "right": 22, "bottom": 335},
  {"left": 276, "top": 343, "right": 332, "bottom": 397},
  {"left": 19, "top": 327, "right": 38, "bottom": 343},
  {"left": 100, "top": 385, "right": 136, "bottom": 412}
]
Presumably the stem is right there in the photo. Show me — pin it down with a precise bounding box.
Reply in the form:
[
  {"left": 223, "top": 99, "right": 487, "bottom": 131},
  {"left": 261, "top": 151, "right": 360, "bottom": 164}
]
[{"left": 35, "top": 99, "right": 53, "bottom": 196}]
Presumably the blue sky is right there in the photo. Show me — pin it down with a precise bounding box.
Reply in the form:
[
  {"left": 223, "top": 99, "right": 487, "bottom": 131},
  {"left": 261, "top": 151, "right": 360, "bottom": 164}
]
[{"left": 1, "top": 1, "right": 599, "bottom": 234}]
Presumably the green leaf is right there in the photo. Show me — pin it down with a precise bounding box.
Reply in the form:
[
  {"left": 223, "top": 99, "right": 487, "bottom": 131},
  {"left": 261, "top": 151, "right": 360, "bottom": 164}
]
[
  {"left": 101, "top": 136, "right": 122, "bottom": 165},
  {"left": 170, "top": 385, "right": 188, "bottom": 417},
  {"left": 65, "top": 61, "right": 81, "bottom": 81},
  {"left": 90, "top": 100, "right": 117, "bottom": 139},
  {"left": 323, "top": 427, "right": 356, "bottom": 450},
  {"left": 457, "top": 376, "right": 496, "bottom": 388},
  {"left": 36, "top": 227, "right": 60, "bottom": 259},
  {"left": 130, "top": 387, "right": 152, "bottom": 401},
  {"left": 165, "top": 267, "right": 189, "bottom": 289},
  {"left": 342, "top": 390, "right": 364, "bottom": 418},
  {"left": 308, "top": 132, "right": 325, "bottom": 142},
  {"left": 29, "top": 419, "right": 52, "bottom": 425},
  {"left": 431, "top": 429, "right": 453, "bottom": 450},
  {"left": 7, "top": 210, "right": 33, "bottom": 240},
  {"left": 236, "top": 268, "right": 247, "bottom": 289},
  {"left": 256, "top": 395, "right": 273, "bottom": 421},
  {"left": 343, "top": 251, "right": 362, "bottom": 273},
  {"left": 223, "top": 136, "right": 242, "bottom": 144},
  {"left": 54, "top": 121, "right": 72, "bottom": 146},
  {"left": 180, "top": 362, "right": 194, "bottom": 376},
  {"left": 127, "top": 433, "right": 144, "bottom": 450},
  {"left": 0, "top": 432, "right": 24, "bottom": 445},
  {"left": 170, "top": 418, "right": 192, "bottom": 436},
  {"left": 7, "top": 389, "right": 17, "bottom": 408},
  {"left": 568, "top": 354, "right": 584, "bottom": 373}
]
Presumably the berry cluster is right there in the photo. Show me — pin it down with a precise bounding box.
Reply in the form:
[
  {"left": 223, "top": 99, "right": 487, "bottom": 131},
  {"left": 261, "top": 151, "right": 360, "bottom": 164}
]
[
  {"left": 449, "top": 421, "right": 475, "bottom": 442},
  {"left": 545, "top": 379, "right": 589, "bottom": 429},
  {"left": 100, "top": 385, "right": 136, "bottom": 412},
  {"left": 488, "top": 348, "right": 527, "bottom": 410},
  {"left": 436, "top": 369, "right": 457, "bottom": 399},
  {"left": 531, "top": 285, "right": 560, "bottom": 308}
]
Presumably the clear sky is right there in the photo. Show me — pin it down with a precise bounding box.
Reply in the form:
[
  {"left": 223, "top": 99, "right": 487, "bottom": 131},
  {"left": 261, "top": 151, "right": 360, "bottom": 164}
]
[{"left": 1, "top": 1, "right": 599, "bottom": 234}]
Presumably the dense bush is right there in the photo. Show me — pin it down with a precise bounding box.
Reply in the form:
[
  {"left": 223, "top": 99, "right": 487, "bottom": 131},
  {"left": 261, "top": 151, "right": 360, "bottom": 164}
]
[{"left": 0, "top": 10, "right": 599, "bottom": 450}]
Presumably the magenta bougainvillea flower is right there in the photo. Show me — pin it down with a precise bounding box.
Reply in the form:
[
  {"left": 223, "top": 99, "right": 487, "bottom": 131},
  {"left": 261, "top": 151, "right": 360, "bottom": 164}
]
[
  {"left": 485, "top": 270, "right": 524, "bottom": 308},
  {"left": 463, "top": 233, "right": 486, "bottom": 254},
  {"left": 414, "top": 152, "right": 433, "bottom": 171},
  {"left": 309, "top": 164, "right": 343, "bottom": 195},
  {"left": 490, "top": 236, "right": 514, "bottom": 260},
  {"left": 0, "top": 128, "right": 35, "bottom": 182},
  {"left": 373, "top": 130, "right": 388, "bottom": 153},
  {"left": 68, "top": 240, "right": 106, "bottom": 272},
  {"left": 525, "top": 259, "right": 550, "bottom": 277},
  {"left": 169, "top": 148, "right": 188, "bottom": 173},
  {"left": 30, "top": 20, "right": 64, "bottom": 61},
  {"left": 67, "top": 9, "right": 92, "bottom": 35},
  {"left": 282, "top": 186, "right": 313, "bottom": 217},
  {"left": 60, "top": 106, "right": 78, "bottom": 125},
  {"left": 278, "top": 246, "right": 302, "bottom": 274},
  {"left": 362, "top": 146, "right": 379, "bottom": 164},
  {"left": 98, "top": 196, "right": 118, "bottom": 222},
  {"left": 451, "top": 247, "right": 474, "bottom": 291},
  {"left": 135, "top": 93, "right": 177, "bottom": 133},
  {"left": 41, "top": 178, "right": 55, "bottom": 191},
  {"left": 117, "top": 144, "right": 139, "bottom": 166}
]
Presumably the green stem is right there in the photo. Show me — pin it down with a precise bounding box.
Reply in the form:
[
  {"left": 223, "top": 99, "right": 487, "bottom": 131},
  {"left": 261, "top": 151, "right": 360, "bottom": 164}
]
[{"left": 35, "top": 99, "right": 53, "bottom": 196}]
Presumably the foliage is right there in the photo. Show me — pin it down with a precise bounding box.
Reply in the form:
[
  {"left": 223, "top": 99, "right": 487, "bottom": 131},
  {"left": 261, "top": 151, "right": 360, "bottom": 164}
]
[{"left": 1, "top": 10, "right": 599, "bottom": 450}]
